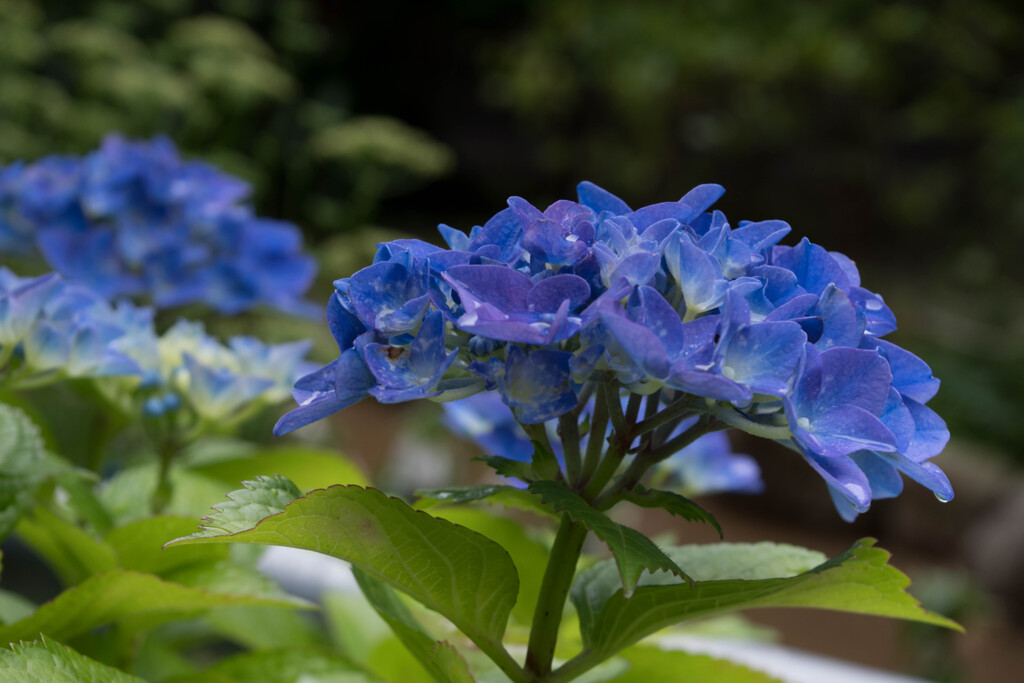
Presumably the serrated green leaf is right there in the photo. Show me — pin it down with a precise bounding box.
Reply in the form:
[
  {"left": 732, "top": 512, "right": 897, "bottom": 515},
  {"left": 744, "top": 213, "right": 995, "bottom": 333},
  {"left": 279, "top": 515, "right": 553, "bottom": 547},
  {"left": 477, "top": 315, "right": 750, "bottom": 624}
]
[
  {"left": 528, "top": 480, "right": 689, "bottom": 597},
  {"left": 0, "top": 635, "right": 145, "bottom": 682},
  {"left": 0, "top": 569, "right": 303, "bottom": 644},
  {"left": 415, "top": 485, "right": 556, "bottom": 518},
  {"left": 622, "top": 487, "right": 722, "bottom": 538},
  {"left": 189, "top": 447, "right": 369, "bottom": 491},
  {"left": 0, "top": 403, "right": 64, "bottom": 539},
  {"left": 169, "top": 483, "right": 519, "bottom": 654},
  {"left": 473, "top": 456, "right": 535, "bottom": 482},
  {"left": 605, "top": 645, "right": 783, "bottom": 683},
  {"left": 14, "top": 508, "right": 118, "bottom": 585},
  {"left": 183, "top": 474, "right": 302, "bottom": 535},
  {"left": 105, "top": 516, "right": 229, "bottom": 576},
  {"left": 355, "top": 568, "right": 475, "bottom": 683},
  {"left": 580, "top": 538, "right": 960, "bottom": 661}
]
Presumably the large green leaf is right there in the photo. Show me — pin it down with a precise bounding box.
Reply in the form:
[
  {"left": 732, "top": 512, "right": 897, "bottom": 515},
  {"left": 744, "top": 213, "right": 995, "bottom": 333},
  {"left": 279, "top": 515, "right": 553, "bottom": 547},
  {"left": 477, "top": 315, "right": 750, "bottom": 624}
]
[
  {"left": 621, "top": 487, "right": 722, "bottom": 538},
  {"left": 428, "top": 507, "right": 549, "bottom": 625},
  {"left": 0, "top": 569, "right": 303, "bottom": 644},
  {"left": 14, "top": 508, "right": 118, "bottom": 585},
  {"left": 354, "top": 568, "right": 476, "bottom": 683},
  {"left": 604, "top": 645, "right": 783, "bottom": 683},
  {"left": 0, "top": 403, "right": 65, "bottom": 539},
  {"left": 0, "top": 636, "right": 145, "bottom": 682},
  {"left": 575, "top": 538, "right": 960, "bottom": 662},
  {"left": 169, "top": 480, "right": 520, "bottom": 654},
  {"left": 528, "top": 480, "right": 689, "bottom": 596}
]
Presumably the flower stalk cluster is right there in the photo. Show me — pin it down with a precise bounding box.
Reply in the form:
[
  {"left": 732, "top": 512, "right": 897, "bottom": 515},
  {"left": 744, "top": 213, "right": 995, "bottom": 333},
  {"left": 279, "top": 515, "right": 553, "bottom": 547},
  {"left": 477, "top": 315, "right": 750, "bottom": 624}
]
[{"left": 280, "top": 180, "right": 952, "bottom": 521}]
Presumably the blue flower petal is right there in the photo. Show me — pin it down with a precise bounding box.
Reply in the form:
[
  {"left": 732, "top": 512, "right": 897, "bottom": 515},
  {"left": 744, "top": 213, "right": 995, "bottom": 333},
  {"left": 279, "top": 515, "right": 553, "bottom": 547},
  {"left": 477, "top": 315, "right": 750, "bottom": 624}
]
[{"left": 577, "top": 181, "right": 632, "bottom": 216}]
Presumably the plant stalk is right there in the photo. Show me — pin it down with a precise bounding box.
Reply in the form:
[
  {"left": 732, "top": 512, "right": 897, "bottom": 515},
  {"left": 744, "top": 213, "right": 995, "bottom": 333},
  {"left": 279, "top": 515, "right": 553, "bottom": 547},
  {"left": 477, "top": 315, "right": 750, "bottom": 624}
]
[{"left": 524, "top": 514, "right": 588, "bottom": 678}]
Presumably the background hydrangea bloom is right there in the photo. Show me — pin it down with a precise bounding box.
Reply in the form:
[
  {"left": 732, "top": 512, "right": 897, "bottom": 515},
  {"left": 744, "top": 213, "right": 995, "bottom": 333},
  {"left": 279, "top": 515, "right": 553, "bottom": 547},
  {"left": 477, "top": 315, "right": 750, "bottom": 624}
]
[
  {"left": 0, "top": 265, "right": 313, "bottom": 426},
  {"left": 278, "top": 181, "right": 951, "bottom": 519},
  {"left": 0, "top": 134, "right": 316, "bottom": 315}
]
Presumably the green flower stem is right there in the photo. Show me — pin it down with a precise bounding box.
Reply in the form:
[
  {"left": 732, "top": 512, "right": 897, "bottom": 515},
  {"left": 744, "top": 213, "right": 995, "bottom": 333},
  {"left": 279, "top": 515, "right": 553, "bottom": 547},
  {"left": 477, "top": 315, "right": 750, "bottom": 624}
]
[
  {"left": 624, "top": 392, "right": 642, "bottom": 427},
  {"left": 579, "top": 384, "right": 609, "bottom": 484},
  {"left": 581, "top": 435, "right": 626, "bottom": 501},
  {"left": 559, "top": 414, "right": 583, "bottom": 486},
  {"left": 633, "top": 395, "right": 702, "bottom": 436},
  {"left": 604, "top": 380, "right": 626, "bottom": 434},
  {"left": 525, "top": 422, "right": 558, "bottom": 463},
  {"left": 593, "top": 416, "right": 719, "bottom": 510},
  {"left": 151, "top": 438, "right": 176, "bottom": 515},
  {"left": 705, "top": 401, "right": 792, "bottom": 440},
  {"left": 525, "top": 513, "right": 589, "bottom": 678}
]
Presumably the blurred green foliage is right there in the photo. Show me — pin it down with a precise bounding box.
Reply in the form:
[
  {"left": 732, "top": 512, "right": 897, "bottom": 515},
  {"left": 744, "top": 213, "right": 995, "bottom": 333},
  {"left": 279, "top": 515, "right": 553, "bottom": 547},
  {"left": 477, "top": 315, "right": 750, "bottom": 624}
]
[{"left": 0, "top": 0, "right": 453, "bottom": 235}]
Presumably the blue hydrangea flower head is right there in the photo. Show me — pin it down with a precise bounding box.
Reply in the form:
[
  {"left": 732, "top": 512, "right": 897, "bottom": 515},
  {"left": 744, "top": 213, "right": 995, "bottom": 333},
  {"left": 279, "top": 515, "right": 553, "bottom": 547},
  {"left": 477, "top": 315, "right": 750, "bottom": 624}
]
[
  {"left": 277, "top": 180, "right": 951, "bottom": 519},
  {"left": 0, "top": 134, "right": 316, "bottom": 315}
]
